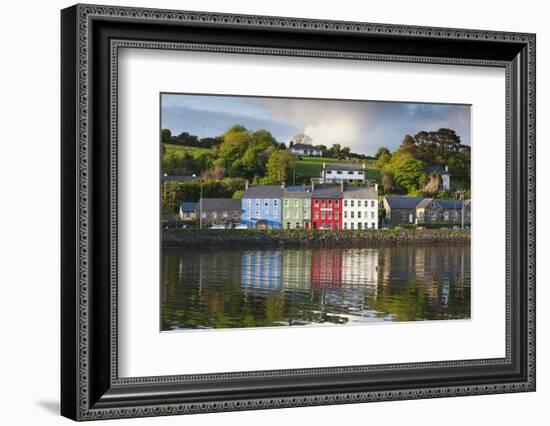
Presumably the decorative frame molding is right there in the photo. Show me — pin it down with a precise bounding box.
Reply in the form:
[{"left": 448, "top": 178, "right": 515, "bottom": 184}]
[{"left": 61, "top": 4, "right": 536, "bottom": 421}]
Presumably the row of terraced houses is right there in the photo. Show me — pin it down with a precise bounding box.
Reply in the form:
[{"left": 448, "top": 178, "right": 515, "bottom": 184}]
[{"left": 180, "top": 182, "right": 379, "bottom": 230}]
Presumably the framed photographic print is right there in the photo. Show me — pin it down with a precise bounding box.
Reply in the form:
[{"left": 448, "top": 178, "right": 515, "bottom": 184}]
[{"left": 61, "top": 4, "right": 536, "bottom": 421}]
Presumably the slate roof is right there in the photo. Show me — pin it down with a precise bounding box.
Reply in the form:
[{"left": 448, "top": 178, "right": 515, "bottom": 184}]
[
  {"left": 342, "top": 186, "right": 378, "bottom": 199},
  {"left": 242, "top": 185, "right": 284, "bottom": 198},
  {"left": 291, "top": 143, "right": 319, "bottom": 150},
  {"left": 437, "top": 199, "right": 465, "bottom": 210},
  {"left": 324, "top": 163, "right": 365, "bottom": 171},
  {"left": 200, "top": 198, "right": 242, "bottom": 212},
  {"left": 384, "top": 196, "right": 424, "bottom": 209},
  {"left": 283, "top": 186, "right": 312, "bottom": 198},
  {"left": 312, "top": 185, "right": 343, "bottom": 199},
  {"left": 427, "top": 166, "right": 450, "bottom": 175},
  {"left": 180, "top": 202, "right": 198, "bottom": 212}
]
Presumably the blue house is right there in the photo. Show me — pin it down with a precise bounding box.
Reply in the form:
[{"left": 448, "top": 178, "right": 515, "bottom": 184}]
[{"left": 241, "top": 184, "right": 283, "bottom": 228}]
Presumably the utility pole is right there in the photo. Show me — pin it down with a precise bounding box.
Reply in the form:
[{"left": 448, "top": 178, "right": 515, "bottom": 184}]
[{"left": 458, "top": 190, "right": 465, "bottom": 229}]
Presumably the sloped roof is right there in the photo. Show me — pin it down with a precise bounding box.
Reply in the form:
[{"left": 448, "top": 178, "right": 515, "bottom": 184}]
[
  {"left": 384, "top": 196, "right": 424, "bottom": 209},
  {"left": 427, "top": 166, "right": 450, "bottom": 175},
  {"left": 416, "top": 198, "right": 435, "bottom": 209},
  {"left": 438, "top": 199, "right": 464, "bottom": 209},
  {"left": 343, "top": 186, "right": 378, "bottom": 199},
  {"left": 200, "top": 198, "right": 242, "bottom": 212},
  {"left": 243, "top": 185, "right": 284, "bottom": 198},
  {"left": 312, "top": 185, "right": 343, "bottom": 198},
  {"left": 180, "top": 202, "right": 197, "bottom": 212},
  {"left": 283, "top": 186, "right": 312, "bottom": 198}
]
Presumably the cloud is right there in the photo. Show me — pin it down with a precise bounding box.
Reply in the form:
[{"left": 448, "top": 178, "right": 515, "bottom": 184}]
[{"left": 162, "top": 95, "right": 471, "bottom": 155}]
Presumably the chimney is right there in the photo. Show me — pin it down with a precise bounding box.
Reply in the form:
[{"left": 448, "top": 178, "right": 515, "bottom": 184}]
[
  {"left": 445, "top": 165, "right": 449, "bottom": 172},
  {"left": 375, "top": 183, "right": 379, "bottom": 193},
  {"left": 245, "top": 179, "right": 249, "bottom": 190},
  {"left": 281, "top": 181, "right": 286, "bottom": 189},
  {"left": 362, "top": 163, "right": 366, "bottom": 169},
  {"left": 311, "top": 181, "right": 315, "bottom": 192},
  {"left": 340, "top": 181, "right": 345, "bottom": 193}
]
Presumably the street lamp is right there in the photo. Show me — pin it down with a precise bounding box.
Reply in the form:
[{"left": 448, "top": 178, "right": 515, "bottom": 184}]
[{"left": 457, "top": 189, "right": 465, "bottom": 229}]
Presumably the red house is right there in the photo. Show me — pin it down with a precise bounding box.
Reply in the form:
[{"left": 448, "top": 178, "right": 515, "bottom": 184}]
[{"left": 311, "top": 185, "right": 343, "bottom": 230}]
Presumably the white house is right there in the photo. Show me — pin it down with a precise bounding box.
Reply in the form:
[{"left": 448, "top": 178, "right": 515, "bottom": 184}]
[
  {"left": 322, "top": 163, "right": 366, "bottom": 184},
  {"left": 427, "top": 166, "right": 451, "bottom": 190},
  {"left": 342, "top": 185, "right": 379, "bottom": 230},
  {"left": 289, "top": 143, "right": 323, "bottom": 156}
]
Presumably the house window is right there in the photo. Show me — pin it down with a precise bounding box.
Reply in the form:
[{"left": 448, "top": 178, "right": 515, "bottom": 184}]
[
  {"left": 295, "top": 222, "right": 300, "bottom": 228},
  {"left": 247, "top": 199, "right": 251, "bottom": 207},
  {"left": 328, "top": 199, "right": 332, "bottom": 206},
  {"left": 371, "top": 200, "right": 375, "bottom": 208},
  {"left": 430, "top": 212, "right": 437, "bottom": 221},
  {"left": 327, "top": 170, "right": 333, "bottom": 174},
  {"left": 357, "top": 200, "right": 362, "bottom": 207},
  {"left": 371, "top": 211, "right": 375, "bottom": 219},
  {"left": 335, "top": 200, "right": 339, "bottom": 207},
  {"left": 328, "top": 211, "right": 332, "bottom": 219},
  {"left": 247, "top": 212, "right": 251, "bottom": 219},
  {"left": 337, "top": 171, "right": 342, "bottom": 175},
  {"left": 314, "top": 199, "right": 319, "bottom": 206},
  {"left": 366, "top": 222, "right": 369, "bottom": 229},
  {"left": 344, "top": 223, "right": 348, "bottom": 229},
  {"left": 264, "top": 199, "right": 269, "bottom": 207},
  {"left": 351, "top": 211, "right": 354, "bottom": 218},
  {"left": 321, "top": 211, "right": 326, "bottom": 219},
  {"left": 286, "top": 222, "right": 291, "bottom": 229},
  {"left": 358, "top": 211, "right": 362, "bottom": 218},
  {"left": 273, "top": 199, "right": 278, "bottom": 207},
  {"left": 401, "top": 212, "right": 407, "bottom": 221},
  {"left": 255, "top": 199, "right": 260, "bottom": 207},
  {"left": 285, "top": 211, "right": 290, "bottom": 219},
  {"left": 314, "top": 212, "right": 319, "bottom": 220},
  {"left": 372, "top": 222, "right": 376, "bottom": 229},
  {"left": 294, "top": 210, "right": 299, "bottom": 219},
  {"left": 335, "top": 212, "right": 339, "bottom": 220},
  {"left": 344, "top": 200, "right": 348, "bottom": 207},
  {"left": 255, "top": 210, "right": 260, "bottom": 218},
  {"left": 358, "top": 223, "right": 362, "bottom": 230},
  {"left": 351, "top": 223, "right": 354, "bottom": 229},
  {"left": 321, "top": 200, "right": 326, "bottom": 207},
  {"left": 303, "top": 199, "right": 308, "bottom": 207},
  {"left": 273, "top": 211, "right": 278, "bottom": 219},
  {"left": 284, "top": 199, "right": 289, "bottom": 206},
  {"left": 344, "top": 211, "right": 348, "bottom": 218}
]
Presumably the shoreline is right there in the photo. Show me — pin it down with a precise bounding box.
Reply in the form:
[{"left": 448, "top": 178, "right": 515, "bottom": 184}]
[{"left": 162, "top": 228, "right": 470, "bottom": 248}]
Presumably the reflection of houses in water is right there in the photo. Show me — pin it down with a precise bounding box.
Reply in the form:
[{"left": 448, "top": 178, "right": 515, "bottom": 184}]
[
  {"left": 341, "top": 249, "right": 379, "bottom": 289},
  {"left": 378, "top": 245, "right": 470, "bottom": 308},
  {"left": 281, "top": 250, "right": 312, "bottom": 289},
  {"left": 241, "top": 250, "right": 282, "bottom": 290},
  {"left": 311, "top": 250, "right": 343, "bottom": 288}
]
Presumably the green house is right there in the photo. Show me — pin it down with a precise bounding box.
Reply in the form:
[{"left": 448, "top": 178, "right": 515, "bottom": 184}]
[{"left": 282, "top": 186, "right": 312, "bottom": 229}]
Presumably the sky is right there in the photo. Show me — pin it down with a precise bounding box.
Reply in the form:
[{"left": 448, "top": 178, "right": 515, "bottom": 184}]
[{"left": 161, "top": 93, "right": 471, "bottom": 156}]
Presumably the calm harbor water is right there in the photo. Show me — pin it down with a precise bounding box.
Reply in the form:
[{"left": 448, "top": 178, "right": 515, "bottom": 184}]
[{"left": 161, "top": 245, "right": 470, "bottom": 330}]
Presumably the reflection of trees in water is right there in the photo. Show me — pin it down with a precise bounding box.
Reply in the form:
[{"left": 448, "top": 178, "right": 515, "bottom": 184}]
[
  {"left": 376, "top": 245, "right": 470, "bottom": 321},
  {"left": 161, "top": 245, "right": 470, "bottom": 330}
]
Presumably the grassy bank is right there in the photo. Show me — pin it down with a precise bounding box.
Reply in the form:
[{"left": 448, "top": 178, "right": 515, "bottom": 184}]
[{"left": 163, "top": 228, "right": 470, "bottom": 248}]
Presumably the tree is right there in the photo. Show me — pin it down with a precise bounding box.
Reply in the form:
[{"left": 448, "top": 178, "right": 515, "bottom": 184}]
[
  {"left": 380, "top": 173, "right": 394, "bottom": 193},
  {"left": 262, "top": 150, "right": 295, "bottom": 184},
  {"left": 202, "top": 166, "right": 226, "bottom": 181},
  {"left": 375, "top": 147, "right": 390, "bottom": 159},
  {"left": 376, "top": 152, "right": 391, "bottom": 168},
  {"left": 161, "top": 128, "right": 172, "bottom": 144},
  {"left": 399, "top": 135, "right": 417, "bottom": 155},
  {"left": 341, "top": 147, "right": 351, "bottom": 157},
  {"left": 291, "top": 133, "right": 312, "bottom": 145},
  {"left": 388, "top": 151, "right": 426, "bottom": 193}
]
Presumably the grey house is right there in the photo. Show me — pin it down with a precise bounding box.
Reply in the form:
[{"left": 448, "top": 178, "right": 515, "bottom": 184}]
[
  {"left": 417, "top": 199, "right": 470, "bottom": 225},
  {"left": 383, "top": 196, "right": 424, "bottom": 226},
  {"left": 198, "top": 198, "right": 242, "bottom": 228}
]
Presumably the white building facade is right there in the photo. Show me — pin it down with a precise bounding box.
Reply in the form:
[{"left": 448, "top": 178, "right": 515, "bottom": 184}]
[
  {"left": 342, "top": 186, "right": 379, "bottom": 230},
  {"left": 322, "top": 163, "right": 366, "bottom": 184}
]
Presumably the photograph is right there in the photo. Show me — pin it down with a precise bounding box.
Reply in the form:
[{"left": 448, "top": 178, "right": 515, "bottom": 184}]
[{"left": 160, "top": 94, "right": 472, "bottom": 331}]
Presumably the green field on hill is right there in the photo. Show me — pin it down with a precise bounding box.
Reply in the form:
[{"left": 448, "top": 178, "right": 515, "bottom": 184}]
[
  {"left": 163, "top": 143, "right": 211, "bottom": 158},
  {"left": 291, "top": 156, "right": 380, "bottom": 180}
]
